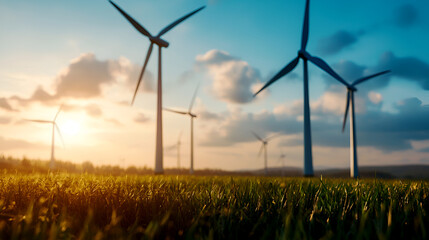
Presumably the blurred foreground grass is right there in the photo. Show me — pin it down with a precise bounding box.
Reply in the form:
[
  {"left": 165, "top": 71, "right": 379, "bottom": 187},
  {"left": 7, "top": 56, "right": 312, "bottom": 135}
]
[{"left": 0, "top": 174, "right": 427, "bottom": 239}]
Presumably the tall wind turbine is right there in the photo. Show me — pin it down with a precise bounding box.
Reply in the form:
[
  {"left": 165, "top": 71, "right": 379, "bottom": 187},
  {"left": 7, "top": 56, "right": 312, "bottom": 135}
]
[
  {"left": 254, "top": 0, "right": 349, "bottom": 176},
  {"left": 340, "top": 70, "right": 390, "bottom": 178},
  {"left": 25, "top": 106, "right": 64, "bottom": 170},
  {"left": 164, "top": 84, "right": 199, "bottom": 174},
  {"left": 109, "top": 1, "right": 205, "bottom": 174},
  {"left": 252, "top": 132, "right": 279, "bottom": 176}
]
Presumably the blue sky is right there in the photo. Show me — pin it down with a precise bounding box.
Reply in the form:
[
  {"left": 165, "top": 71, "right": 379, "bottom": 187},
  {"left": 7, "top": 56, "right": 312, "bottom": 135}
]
[{"left": 0, "top": 0, "right": 428, "bottom": 170}]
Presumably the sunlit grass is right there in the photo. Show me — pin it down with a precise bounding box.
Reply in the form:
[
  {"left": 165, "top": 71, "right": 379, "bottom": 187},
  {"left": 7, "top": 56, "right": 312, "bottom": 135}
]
[{"left": 0, "top": 174, "right": 427, "bottom": 239}]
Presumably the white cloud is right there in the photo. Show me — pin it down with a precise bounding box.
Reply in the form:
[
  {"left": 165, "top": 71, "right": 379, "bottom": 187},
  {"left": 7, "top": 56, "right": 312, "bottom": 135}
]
[
  {"left": 311, "top": 91, "right": 346, "bottom": 115},
  {"left": 0, "top": 98, "right": 15, "bottom": 111},
  {"left": 134, "top": 113, "right": 150, "bottom": 124},
  {"left": 54, "top": 53, "right": 116, "bottom": 98},
  {"left": 368, "top": 91, "right": 383, "bottom": 104},
  {"left": 112, "top": 56, "right": 155, "bottom": 93},
  {"left": 11, "top": 53, "right": 155, "bottom": 106},
  {"left": 196, "top": 50, "right": 262, "bottom": 104}
]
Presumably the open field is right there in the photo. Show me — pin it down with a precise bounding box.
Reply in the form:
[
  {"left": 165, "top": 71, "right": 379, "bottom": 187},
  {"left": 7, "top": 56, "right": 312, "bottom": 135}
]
[{"left": 0, "top": 174, "right": 428, "bottom": 239}]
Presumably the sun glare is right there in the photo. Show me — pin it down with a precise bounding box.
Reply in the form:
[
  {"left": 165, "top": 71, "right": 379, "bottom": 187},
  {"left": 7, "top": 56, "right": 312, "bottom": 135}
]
[{"left": 61, "top": 120, "right": 81, "bottom": 136}]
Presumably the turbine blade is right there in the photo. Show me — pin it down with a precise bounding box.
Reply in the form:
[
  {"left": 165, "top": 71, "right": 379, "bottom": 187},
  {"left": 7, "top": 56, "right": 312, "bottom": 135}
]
[
  {"left": 109, "top": 0, "right": 152, "bottom": 38},
  {"left": 163, "top": 108, "right": 188, "bottom": 115},
  {"left": 251, "top": 131, "right": 264, "bottom": 142},
  {"left": 301, "top": 0, "right": 310, "bottom": 50},
  {"left": 131, "top": 43, "right": 153, "bottom": 105},
  {"left": 342, "top": 91, "right": 351, "bottom": 132},
  {"left": 254, "top": 57, "right": 299, "bottom": 97},
  {"left": 188, "top": 81, "right": 201, "bottom": 113},
  {"left": 157, "top": 6, "right": 205, "bottom": 37},
  {"left": 266, "top": 132, "right": 281, "bottom": 142},
  {"left": 351, "top": 70, "right": 391, "bottom": 87},
  {"left": 307, "top": 54, "right": 350, "bottom": 87},
  {"left": 257, "top": 144, "right": 264, "bottom": 158},
  {"left": 53, "top": 104, "right": 63, "bottom": 121},
  {"left": 54, "top": 123, "right": 65, "bottom": 148},
  {"left": 24, "top": 119, "right": 53, "bottom": 124}
]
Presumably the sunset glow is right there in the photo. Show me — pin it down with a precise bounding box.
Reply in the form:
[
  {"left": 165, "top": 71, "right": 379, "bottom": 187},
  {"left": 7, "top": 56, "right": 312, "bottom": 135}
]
[
  {"left": 0, "top": 0, "right": 428, "bottom": 171},
  {"left": 61, "top": 120, "right": 80, "bottom": 136}
]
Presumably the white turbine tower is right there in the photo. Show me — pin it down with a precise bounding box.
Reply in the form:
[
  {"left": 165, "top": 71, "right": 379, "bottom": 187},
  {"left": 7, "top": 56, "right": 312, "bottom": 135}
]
[
  {"left": 109, "top": 1, "right": 205, "bottom": 174},
  {"left": 340, "top": 70, "right": 391, "bottom": 178},
  {"left": 25, "top": 105, "right": 64, "bottom": 170},
  {"left": 252, "top": 132, "right": 279, "bottom": 176},
  {"left": 164, "top": 84, "right": 199, "bottom": 174},
  {"left": 254, "top": 0, "right": 349, "bottom": 176}
]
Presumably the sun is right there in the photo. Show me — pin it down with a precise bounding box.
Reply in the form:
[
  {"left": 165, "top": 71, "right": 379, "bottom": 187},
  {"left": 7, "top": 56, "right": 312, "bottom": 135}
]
[{"left": 61, "top": 120, "right": 81, "bottom": 136}]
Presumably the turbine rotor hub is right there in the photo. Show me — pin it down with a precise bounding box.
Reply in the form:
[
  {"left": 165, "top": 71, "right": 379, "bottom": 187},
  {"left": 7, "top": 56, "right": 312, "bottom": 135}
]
[
  {"left": 150, "top": 37, "right": 170, "bottom": 48},
  {"left": 298, "top": 50, "right": 308, "bottom": 59}
]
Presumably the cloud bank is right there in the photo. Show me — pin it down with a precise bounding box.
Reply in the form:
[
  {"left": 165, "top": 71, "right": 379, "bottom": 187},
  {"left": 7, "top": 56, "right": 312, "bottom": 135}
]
[
  {"left": 325, "top": 52, "right": 429, "bottom": 92},
  {"left": 200, "top": 95, "right": 429, "bottom": 153},
  {"left": 11, "top": 53, "right": 155, "bottom": 105}
]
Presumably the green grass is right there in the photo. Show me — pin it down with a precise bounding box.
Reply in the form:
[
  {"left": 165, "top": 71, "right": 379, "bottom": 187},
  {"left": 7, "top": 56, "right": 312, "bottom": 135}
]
[{"left": 0, "top": 174, "right": 427, "bottom": 239}]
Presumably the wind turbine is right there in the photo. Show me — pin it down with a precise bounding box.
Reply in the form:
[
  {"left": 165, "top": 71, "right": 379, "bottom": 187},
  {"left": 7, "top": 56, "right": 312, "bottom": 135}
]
[
  {"left": 254, "top": 0, "right": 349, "bottom": 176},
  {"left": 340, "top": 70, "right": 390, "bottom": 178},
  {"left": 278, "top": 152, "right": 286, "bottom": 176},
  {"left": 252, "top": 132, "right": 279, "bottom": 176},
  {"left": 25, "top": 105, "right": 64, "bottom": 170},
  {"left": 164, "top": 84, "right": 199, "bottom": 174},
  {"left": 176, "top": 131, "right": 183, "bottom": 169},
  {"left": 109, "top": 1, "right": 205, "bottom": 174}
]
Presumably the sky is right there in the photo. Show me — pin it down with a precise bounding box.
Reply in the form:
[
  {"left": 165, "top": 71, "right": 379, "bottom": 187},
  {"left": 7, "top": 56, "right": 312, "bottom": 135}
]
[{"left": 0, "top": 0, "right": 428, "bottom": 171}]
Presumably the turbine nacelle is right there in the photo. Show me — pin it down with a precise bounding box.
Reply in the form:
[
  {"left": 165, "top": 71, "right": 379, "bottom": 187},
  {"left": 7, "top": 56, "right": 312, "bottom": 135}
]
[
  {"left": 348, "top": 86, "right": 357, "bottom": 92},
  {"left": 150, "top": 37, "right": 169, "bottom": 48},
  {"left": 298, "top": 50, "right": 309, "bottom": 60},
  {"left": 189, "top": 113, "right": 197, "bottom": 118}
]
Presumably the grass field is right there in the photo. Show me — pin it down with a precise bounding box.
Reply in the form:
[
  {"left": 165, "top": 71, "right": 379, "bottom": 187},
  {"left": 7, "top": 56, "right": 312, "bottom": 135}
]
[{"left": 0, "top": 174, "right": 427, "bottom": 239}]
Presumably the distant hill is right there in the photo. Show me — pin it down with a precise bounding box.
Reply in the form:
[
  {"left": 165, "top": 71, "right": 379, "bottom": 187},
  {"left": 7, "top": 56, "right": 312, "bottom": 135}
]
[
  {"left": 1, "top": 155, "right": 428, "bottom": 179},
  {"left": 255, "top": 165, "right": 429, "bottom": 179}
]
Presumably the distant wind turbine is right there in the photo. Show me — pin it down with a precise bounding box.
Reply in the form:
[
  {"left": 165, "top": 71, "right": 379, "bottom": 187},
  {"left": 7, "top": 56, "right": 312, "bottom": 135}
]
[
  {"left": 176, "top": 131, "right": 183, "bottom": 169},
  {"left": 340, "top": 70, "right": 391, "bottom": 178},
  {"left": 25, "top": 105, "right": 64, "bottom": 170},
  {"left": 164, "top": 83, "right": 200, "bottom": 174},
  {"left": 254, "top": 0, "right": 349, "bottom": 176},
  {"left": 252, "top": 132, "right": 279, "bottom": 176},
  {"left": 109, "top": 1, "right": 205, "bottom": 174},
  {"left": 278, "top": 152, "right": 286, "bottom": 176}
]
